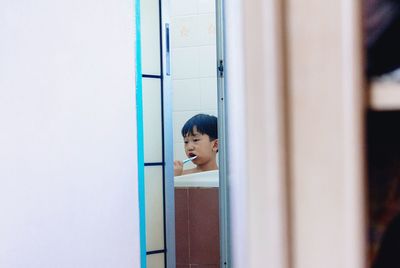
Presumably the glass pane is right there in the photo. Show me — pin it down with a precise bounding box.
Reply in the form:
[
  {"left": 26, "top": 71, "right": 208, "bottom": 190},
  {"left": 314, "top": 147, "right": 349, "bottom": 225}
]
[
  {"left": 143, "top": 78, "right": 163, "bottom": 163},
  {"left": 141, "top": 0, "right": 161, "bottom": 75},
  {"left": 145, "top": 166, "right": 165, "bottom": 251},
  {"left": 147, "top": 253, "right": 165, "bottom": 268}
]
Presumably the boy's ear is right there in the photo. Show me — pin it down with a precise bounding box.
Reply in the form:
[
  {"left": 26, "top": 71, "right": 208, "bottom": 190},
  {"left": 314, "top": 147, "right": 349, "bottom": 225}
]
[{"left": 212, "top": 139, "right": 219, "bottom": 152}]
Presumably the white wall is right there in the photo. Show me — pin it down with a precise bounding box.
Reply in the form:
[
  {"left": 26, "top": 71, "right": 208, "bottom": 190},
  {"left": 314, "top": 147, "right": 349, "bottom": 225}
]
[
  {"left": 170, "top": 0, "right": 218, "bottom": 164},
  {"left": 0, "top": 0, "right": 140, "bottom": 267}
]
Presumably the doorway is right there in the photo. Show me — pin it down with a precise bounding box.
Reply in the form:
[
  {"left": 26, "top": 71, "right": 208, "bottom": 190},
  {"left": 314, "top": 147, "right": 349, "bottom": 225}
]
[{"left": 136, "top": 0, "right": 228, "bottom": 267}]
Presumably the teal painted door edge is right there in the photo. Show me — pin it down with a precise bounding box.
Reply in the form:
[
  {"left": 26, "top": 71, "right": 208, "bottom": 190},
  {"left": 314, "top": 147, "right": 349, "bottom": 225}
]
[{"left": 135, "top": 0, "right": 147, "bottom": 267}]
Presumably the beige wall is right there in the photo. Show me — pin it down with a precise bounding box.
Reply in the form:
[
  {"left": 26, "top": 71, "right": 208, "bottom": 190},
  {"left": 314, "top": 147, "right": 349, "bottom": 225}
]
[{"left": 226, "top": 0, "right": 366, "bottom": 267}]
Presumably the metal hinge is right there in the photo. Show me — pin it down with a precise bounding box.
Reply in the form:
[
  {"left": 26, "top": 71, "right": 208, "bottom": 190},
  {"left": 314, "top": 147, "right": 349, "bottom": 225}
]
[{"left": 218, "top": 59, "right": 224, "bottom": 77}]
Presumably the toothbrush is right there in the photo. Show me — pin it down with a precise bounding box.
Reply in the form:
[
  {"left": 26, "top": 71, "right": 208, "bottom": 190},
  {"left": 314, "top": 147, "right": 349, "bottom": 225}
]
[{"left": 183, "top": 155, "right": 197, "bottom": 164}]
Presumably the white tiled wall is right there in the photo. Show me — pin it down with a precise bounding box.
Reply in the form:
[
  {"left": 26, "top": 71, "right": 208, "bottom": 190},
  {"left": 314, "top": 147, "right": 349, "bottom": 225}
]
[
  {"left": 147, "top": 253, "right": 165, "bottom": 267},
  {"left": 145, "top": 166, "right": 164, "bottom": 251},
  {"left": 141, "top": 0, "right": 161, "bottom": 74},
  {"left": 141, "top": 0, "right": 165, "bottom": 264},
  {"left": 143, "top": 78, "right": 163, "bottom": 163},
  {"left": 170, "top": 0, "right": 218, "bottom": 168}
]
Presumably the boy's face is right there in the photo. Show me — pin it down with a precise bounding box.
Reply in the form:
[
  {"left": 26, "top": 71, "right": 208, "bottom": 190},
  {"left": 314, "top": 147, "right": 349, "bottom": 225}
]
[{"left": 183, "top": 127, "right": 218, "bottom": 165}]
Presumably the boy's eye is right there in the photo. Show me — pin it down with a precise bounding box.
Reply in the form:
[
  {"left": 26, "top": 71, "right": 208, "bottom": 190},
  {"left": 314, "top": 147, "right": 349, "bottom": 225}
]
[
  {"left": 184, "top": 141, "right": 188, "bottom": 144},
  {"left": 193, "top": 139, "right": 200, "bottom": 142}
]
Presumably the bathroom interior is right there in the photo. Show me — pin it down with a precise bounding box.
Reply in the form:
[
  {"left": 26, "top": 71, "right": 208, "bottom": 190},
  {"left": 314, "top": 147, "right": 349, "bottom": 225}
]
[
  {"left": 139, "top": 0, "right": 225, "bottom": 267},
  {"left": 139, "top": 0, "right": 400, "bottom": 267},
  {"left": 3, "top": 0, "right": 400, "bottom": 267}
]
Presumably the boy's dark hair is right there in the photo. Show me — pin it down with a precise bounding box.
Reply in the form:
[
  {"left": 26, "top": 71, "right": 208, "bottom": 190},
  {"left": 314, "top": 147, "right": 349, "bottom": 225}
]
[{"left": 181, "top": 114, "right": 218, "bottom": 140}]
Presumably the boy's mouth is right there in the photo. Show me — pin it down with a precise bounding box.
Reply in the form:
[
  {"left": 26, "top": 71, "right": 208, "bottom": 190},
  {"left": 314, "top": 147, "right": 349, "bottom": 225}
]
[{"left": 188, "top": 153, "right": 196, "bottom": 158}]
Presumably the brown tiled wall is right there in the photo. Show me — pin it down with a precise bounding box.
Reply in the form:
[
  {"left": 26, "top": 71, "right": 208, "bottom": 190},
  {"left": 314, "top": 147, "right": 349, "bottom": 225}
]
[{"left": 175, "top": 187, "right": 220, "bottom": 267}]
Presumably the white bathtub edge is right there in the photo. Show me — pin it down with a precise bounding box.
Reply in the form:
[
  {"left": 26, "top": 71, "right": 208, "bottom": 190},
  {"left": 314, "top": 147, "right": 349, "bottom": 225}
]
[{"left": 174, "top": 170, "right": 219, "bottom": 188}]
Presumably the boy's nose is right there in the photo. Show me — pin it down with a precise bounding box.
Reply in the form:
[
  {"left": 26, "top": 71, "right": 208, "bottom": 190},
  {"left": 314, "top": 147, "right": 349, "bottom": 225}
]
[{"left": 187, "top": 143, "right": 195, "bottom": 150}]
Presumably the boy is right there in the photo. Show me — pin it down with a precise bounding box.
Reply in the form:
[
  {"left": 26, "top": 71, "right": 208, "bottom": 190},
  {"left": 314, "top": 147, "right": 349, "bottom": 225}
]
[{"left": 174, "top": 114, "right": 218, "bottom": 176}]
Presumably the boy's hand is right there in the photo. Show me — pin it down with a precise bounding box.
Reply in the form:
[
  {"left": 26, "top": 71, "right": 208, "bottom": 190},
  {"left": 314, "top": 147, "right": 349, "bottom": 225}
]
[{"left": 174, "top": 160, "right": 184, "bottom": 176}]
